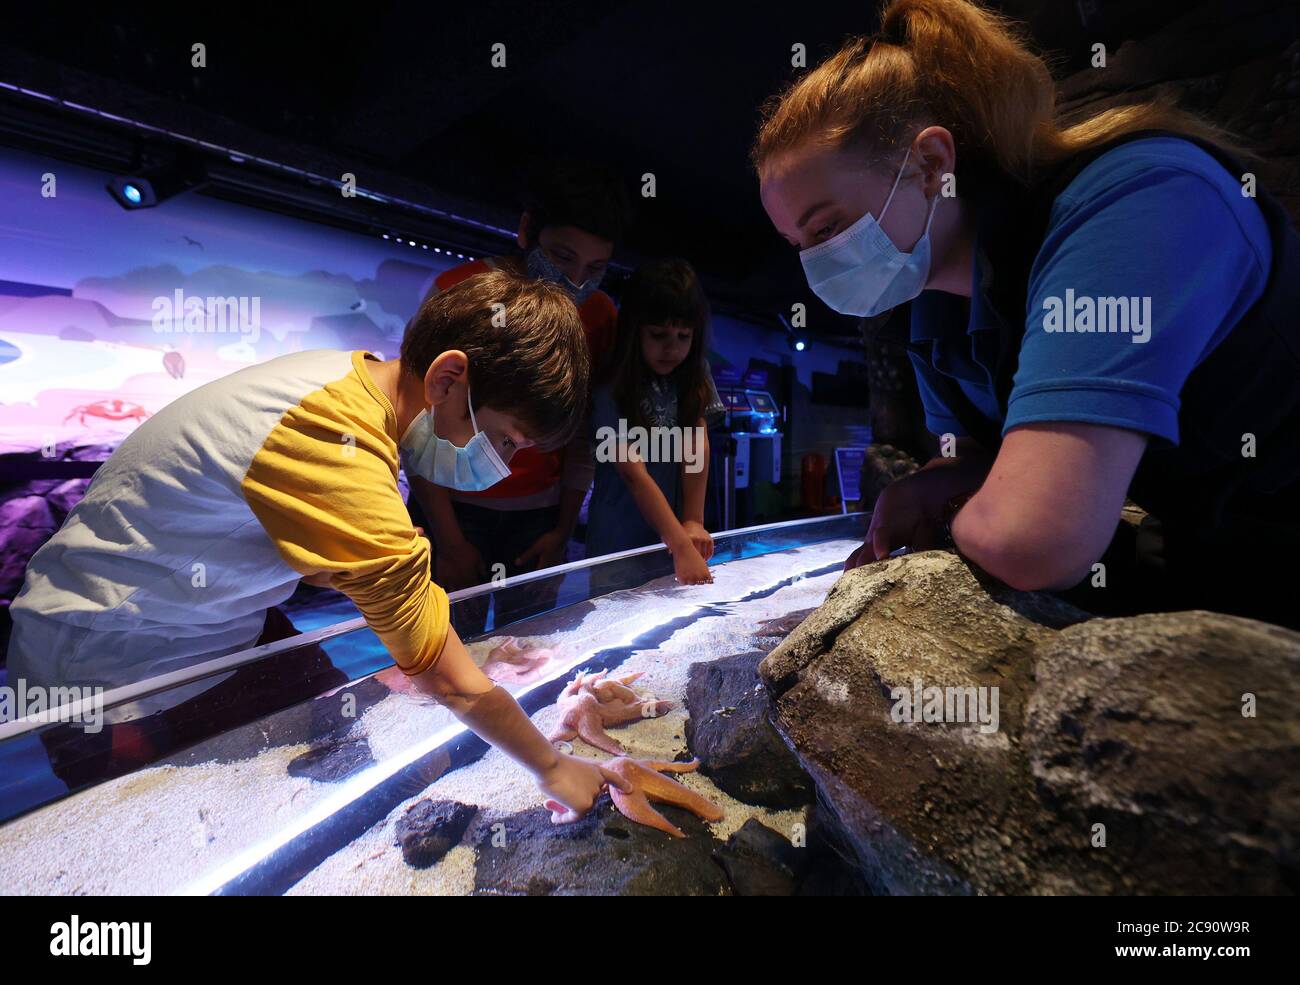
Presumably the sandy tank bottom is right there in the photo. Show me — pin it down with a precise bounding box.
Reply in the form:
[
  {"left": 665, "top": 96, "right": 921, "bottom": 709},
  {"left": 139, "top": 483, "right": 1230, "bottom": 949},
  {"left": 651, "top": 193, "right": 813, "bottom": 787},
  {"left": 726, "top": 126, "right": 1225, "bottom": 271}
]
[{"left": 0, "top": 539, "right": 857, "bottom": 895}]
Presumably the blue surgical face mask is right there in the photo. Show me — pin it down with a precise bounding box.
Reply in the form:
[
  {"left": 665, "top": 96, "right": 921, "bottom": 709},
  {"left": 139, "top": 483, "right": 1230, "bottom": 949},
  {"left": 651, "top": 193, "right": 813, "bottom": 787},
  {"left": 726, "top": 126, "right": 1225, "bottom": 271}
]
[
  {"left": 399, "top": 384, "right": 512, "bottom": 492},
  {"left": 800, "top": 146, "right": 940, "bottom": 318},
  {"left": 526, "top": 245, "right": 604, "bottom": 307}
]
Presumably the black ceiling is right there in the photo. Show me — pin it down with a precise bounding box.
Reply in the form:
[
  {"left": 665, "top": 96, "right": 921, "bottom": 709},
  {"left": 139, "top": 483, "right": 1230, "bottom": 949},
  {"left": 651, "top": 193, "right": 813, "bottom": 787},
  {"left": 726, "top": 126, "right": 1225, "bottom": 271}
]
[{"left": 0, "top": 0, "right": 1195, "bottom": 340}]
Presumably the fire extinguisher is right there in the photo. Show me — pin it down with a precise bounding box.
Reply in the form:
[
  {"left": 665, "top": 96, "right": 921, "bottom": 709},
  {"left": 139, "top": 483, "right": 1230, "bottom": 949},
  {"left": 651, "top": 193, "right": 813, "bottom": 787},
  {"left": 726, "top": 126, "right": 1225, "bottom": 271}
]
[{"left": 801, "top": 453, "right": 826, "bottom": 512}]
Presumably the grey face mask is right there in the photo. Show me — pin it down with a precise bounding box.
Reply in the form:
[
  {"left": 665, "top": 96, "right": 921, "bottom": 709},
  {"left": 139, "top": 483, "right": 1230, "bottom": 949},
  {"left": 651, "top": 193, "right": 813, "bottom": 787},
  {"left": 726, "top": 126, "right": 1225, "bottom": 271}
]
[
  {"left": 800, "top": 146, "right": 939, "bottom": 318},
  {"left": 525, "top": 245, "right": 604, "bottom": 306},
  {"left": 398, "top": 384, "right": 511, "bottom": 492}
]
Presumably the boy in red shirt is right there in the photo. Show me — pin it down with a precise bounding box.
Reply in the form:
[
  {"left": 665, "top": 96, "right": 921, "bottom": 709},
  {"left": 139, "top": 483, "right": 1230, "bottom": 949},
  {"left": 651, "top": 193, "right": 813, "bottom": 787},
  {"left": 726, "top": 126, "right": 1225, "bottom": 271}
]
[{"left": 409, "top": 160, "right": 631, "bottom": 632}]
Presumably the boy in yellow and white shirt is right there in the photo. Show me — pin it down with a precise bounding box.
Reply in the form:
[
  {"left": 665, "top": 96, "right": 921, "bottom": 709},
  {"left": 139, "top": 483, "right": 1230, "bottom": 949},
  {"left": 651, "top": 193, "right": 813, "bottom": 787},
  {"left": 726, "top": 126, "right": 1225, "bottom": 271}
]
[{"left": 9, "top": 269, "right": 628, "bottom": 815}]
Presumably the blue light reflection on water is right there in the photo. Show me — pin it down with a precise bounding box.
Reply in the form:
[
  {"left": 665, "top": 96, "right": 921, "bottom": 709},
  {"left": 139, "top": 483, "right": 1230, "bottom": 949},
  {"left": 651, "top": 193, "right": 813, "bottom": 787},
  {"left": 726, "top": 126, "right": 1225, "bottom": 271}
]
[{"left": 281, "top": 519, "right": 864, "bottom": 684}]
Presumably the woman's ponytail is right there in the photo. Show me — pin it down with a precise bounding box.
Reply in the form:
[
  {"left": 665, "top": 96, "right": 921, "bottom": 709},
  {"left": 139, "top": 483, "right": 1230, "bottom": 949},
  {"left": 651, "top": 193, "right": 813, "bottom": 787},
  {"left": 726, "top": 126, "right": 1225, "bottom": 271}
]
[{"left": 754, "top": 0, "right": 1252, "bottom": 185}]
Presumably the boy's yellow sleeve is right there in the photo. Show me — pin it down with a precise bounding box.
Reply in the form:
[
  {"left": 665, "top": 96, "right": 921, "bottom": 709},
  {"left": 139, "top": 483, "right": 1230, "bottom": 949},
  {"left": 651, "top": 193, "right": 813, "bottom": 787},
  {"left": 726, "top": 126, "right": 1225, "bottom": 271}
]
[{"left": 241, "top": 388, "right": 449, "bottom": 677}]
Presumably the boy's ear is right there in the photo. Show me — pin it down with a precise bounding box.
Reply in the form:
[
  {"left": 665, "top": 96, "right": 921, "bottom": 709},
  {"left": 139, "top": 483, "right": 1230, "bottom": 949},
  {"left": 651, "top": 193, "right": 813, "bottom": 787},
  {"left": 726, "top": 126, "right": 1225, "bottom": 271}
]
[
  {"left": 424, "top": 349, "right": 469, "bottom": 406},
  {"left": 517, "top": 211, "right": 534, "bottom": 250}
]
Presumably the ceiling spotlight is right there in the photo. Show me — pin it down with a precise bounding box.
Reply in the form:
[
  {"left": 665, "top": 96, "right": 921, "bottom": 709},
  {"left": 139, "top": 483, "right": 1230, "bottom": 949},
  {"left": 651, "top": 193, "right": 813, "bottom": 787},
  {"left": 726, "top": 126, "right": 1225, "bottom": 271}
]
[
  {"left": 776, "top": 312, "right": 807, "bottom": 354},
  {"left": 107, "top": 176, "right": 158, "bottom": 209},
  {"left": 106, "top": 153, "right": 206, "bottom": 210}
]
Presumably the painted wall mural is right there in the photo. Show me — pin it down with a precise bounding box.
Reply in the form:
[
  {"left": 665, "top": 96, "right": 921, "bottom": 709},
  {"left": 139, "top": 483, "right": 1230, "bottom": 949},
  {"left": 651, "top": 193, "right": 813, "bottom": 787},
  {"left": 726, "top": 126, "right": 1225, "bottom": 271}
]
[{"left": 0, "top": 145, "right": 456, "bottom": 456}]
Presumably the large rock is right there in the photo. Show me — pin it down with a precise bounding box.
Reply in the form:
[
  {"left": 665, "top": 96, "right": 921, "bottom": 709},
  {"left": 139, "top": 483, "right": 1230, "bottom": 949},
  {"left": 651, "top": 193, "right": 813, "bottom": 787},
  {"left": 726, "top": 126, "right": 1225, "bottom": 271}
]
[
  {"left": 685, "top": 651, "right": 814, "bottom": 809},
  {"left": 714, "top": 812, "right": 869, "bottom": 896},
  {"left": 714, "top": 818, "right": 809, "bottom": 896},
  {"left": 473, "top": 800, "right": 730, "bottom": 896},
  {"left": 759, "top": 551, "right": 1300, "bottom": 895},
  {"left": 1025, "top": 614, "right": 1300, "bottom": 894},
  {"left": 473, "top": 799, "right": 859, "bottom": 896},
  {"left": 859, "top": 443, "right": 920, "bottom": 506}
]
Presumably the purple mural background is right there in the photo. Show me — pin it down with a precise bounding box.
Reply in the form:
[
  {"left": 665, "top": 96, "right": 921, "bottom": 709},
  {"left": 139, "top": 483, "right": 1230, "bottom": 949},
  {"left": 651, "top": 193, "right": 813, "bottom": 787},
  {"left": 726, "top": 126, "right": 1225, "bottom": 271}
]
[
  {"left": 0, "top": 145, "right": 461, "bottom": 455},
  {"left": 0, "top": 144, "right": 466, "bottom": 649}
]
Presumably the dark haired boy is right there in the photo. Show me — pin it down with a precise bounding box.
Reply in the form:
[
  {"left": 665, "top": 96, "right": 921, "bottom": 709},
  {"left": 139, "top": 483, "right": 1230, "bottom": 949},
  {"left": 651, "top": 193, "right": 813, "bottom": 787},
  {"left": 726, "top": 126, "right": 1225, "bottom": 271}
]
[{"left": 410, "top": 159, "right": 633, "bottom": 631}]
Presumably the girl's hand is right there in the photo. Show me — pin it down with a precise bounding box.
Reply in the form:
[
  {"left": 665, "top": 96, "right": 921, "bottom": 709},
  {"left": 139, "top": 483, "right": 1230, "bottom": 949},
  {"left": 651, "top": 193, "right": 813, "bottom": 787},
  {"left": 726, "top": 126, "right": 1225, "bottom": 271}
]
[
  {"left": 671, "top": 541, "right": 713, "bottom": 585},
  {"left": 680, "top": 520, "right": 714, "bottom": 561}
]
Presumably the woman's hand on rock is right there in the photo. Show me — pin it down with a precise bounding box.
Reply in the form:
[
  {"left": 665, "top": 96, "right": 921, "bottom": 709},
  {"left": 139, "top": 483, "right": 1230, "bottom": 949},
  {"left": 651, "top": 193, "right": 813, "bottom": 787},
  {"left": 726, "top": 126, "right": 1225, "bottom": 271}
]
[{"left": 849, "top": 456, "right": 989, "bottom": 569}]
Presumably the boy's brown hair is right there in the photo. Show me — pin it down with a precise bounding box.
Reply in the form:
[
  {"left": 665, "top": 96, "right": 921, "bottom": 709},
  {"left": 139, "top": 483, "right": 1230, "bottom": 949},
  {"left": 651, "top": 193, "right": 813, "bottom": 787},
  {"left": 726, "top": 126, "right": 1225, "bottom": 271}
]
[{"left": 400, "top": 269, "right": 589, "bottom": 451}]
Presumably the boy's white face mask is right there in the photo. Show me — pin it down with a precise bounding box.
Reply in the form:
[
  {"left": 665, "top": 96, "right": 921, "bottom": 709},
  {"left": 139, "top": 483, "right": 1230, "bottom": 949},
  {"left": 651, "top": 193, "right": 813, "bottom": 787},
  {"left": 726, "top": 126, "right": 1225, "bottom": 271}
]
[
  {"left": 399, "top": 384, "right": 511, "bottom": 492},
  {"left": 800, "top": 146, "right": 940, "bottom": 318}
]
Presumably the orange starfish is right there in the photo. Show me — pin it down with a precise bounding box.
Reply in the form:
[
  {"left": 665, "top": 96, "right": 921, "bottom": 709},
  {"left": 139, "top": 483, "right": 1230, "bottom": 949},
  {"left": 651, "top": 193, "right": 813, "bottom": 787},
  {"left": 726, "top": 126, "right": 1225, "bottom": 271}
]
[
  {"left": 602, "top": 757, "right": 725, "bottom": 838},
  {"left": 547, "top": 670, "right": 672, "bottom": 755},
  {"left": 481, "top": 636, "right": 555, "bottom": 685}
]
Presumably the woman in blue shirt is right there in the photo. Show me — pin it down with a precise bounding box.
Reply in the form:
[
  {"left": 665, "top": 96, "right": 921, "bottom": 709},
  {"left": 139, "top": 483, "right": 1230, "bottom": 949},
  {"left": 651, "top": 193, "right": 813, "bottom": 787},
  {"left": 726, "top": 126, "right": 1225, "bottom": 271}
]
[{"left": 754, "top": 0, "right": 1299, "bottom": 626}]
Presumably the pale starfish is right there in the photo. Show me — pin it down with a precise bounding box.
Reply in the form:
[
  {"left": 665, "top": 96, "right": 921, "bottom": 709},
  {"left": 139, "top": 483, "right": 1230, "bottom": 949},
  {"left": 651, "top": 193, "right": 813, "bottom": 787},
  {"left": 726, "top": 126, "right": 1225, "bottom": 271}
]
[
  {"left": 547, "top": 670, "right": 672, "bottom": 755},
  {"left": 602, "top": 757, "right": 725, "bottom": 838},
  {"left": 481, "top": 636, "right": 555, "bottom": 685}
]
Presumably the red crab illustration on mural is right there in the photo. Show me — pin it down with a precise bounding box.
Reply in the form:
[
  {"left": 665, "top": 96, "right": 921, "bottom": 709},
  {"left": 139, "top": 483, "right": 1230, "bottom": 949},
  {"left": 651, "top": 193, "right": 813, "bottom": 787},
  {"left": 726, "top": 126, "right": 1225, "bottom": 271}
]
[{"left": 63, "top": 399, "right": 151, "bottom": 426}]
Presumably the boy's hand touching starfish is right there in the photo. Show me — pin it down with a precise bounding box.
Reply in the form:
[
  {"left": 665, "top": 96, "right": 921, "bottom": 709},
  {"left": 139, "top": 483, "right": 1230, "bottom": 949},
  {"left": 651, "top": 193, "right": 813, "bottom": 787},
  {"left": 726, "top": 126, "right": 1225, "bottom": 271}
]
[{"left": 544, "top": 757, "right": 723, "bottom": 837}]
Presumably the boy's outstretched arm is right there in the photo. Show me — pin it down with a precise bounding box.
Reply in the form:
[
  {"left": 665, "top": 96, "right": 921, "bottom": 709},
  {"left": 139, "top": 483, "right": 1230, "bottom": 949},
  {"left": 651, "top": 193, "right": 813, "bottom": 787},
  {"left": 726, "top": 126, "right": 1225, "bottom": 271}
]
[
  {"left": 240, "top": 406, "right": 626, "bottom": 820},
  {"left": 408, "top": 625, "right": 630, "bottom": 815}
]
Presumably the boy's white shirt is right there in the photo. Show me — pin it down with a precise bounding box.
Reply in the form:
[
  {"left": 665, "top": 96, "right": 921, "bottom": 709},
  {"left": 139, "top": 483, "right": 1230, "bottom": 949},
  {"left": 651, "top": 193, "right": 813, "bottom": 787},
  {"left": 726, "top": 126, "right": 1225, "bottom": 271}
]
[{"left": 8, "top": 349, "right": 450, "bottom": 721}]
